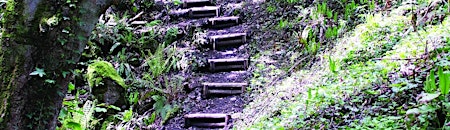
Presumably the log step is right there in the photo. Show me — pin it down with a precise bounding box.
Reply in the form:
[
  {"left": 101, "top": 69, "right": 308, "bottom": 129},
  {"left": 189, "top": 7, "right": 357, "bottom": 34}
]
[
  {"left": 207, "top": 16, "right": 240, "bottom": 28},
  {"left": 208, "top": 57, "right": 249, "bottom": 72},
  {"left": 184, "top": 113, "right": 230, "bottom": 128},
  {"left": 209, "top": 33, "right": 247, "bottom": 50},
  {"left": 189, "top": 6, "right": 220, "bottom": 18},
  {"left": 182, "top": 0, "right": 215, "bottom": 8},
  {"left": 202, "top": 82, "right": 247, "bottom": 98}
]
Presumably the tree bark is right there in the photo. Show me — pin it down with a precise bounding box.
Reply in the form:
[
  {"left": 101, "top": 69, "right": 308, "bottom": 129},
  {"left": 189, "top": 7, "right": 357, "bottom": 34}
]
[{"left": 0, "top": 0, "right": 120, "bottom": 129}]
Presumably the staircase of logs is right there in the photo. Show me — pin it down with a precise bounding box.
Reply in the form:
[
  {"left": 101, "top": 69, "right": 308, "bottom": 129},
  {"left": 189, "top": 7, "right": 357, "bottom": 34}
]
[{"left": 167, "top": 0, "right": 251, "bottom": 129}]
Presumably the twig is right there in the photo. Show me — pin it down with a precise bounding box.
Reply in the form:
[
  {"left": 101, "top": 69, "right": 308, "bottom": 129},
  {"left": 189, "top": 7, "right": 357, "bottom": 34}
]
[{"left": 127, "top": 11, "right": 145, "bottom": 23}]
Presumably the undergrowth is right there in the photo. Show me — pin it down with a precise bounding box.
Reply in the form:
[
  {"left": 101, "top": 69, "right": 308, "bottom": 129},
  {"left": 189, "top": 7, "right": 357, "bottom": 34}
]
[
  {"left": 237, "top": 0, "right": 450, "bottom": 129},
  {"left": 58, "top": 1, "right": 187, "bottom": 129}
]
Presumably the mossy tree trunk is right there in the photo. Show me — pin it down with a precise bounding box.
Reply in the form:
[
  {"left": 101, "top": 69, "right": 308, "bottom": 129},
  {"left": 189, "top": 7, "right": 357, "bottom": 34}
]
[{"left": 0, "top": 0, "right": 120, "bottom": 129}]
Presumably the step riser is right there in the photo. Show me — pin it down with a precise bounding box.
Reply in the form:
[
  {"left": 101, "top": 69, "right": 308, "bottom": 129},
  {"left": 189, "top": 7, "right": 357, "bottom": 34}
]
[
  {"left": 210, "top": 35, "right": 246, "bottom": 50},
  {"left": 202, "top": 83, "right": 247, "bottom": 98},
  {"left": 184, "top": 114, "right": 230, "bottom": 128},
  {"left": 203, "top": 89, "right": 244, "bottom": 98},
  {"left": 209, "top": 19, "right": 239, "bottom": 28},
  {"left": 183, "top": 2, "right": 214, "bottom": 8},
  {"left": 209, "top": 60, "right": 248, "bottom": 72},
  {"left": 190, "top": 10, "right": 219, "bottom": 18},
  {"left": 210, "top": 23, "right": 238, "bottom": 28}
]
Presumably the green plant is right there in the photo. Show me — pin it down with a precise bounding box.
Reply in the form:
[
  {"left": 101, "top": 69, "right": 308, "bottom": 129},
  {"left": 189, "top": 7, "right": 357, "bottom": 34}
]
[
  {"left": 58, "top": 97, "right": 101, "bottom": 130},
  {"left": 128, "top": 92, "right": 139, "bottom": 105},
  {"left": 277, "top": 19, "right": 289, "bottom": 29},
  {"left": 284, "top": 0, "right": 299, "bottom": 4},
  {"left": 425, "top": 69, "right": 437, "bottom": 93},
  {"left": 328, "top": 56, "right": 337, "bottom": 74},
  {"left": 164, "top": 27, "right": 179, "bottom": 44},
  {"left": 344, "top": 0, "right": 357, "bottom": 20},
  {"left": 151, "top": 95, "right": 171, "bottom": 123},
  {"left": 86, "top": 60, "right": 126, "bottom": 88},
  {"left": 120, "top": 108, "right": 134, "bottom": 122},
  {"left": 143, "top": 43, "right": 177, "bottom": 80},
  {"left": 305, "top": 38, "right": 320, "bottom": 54},
  {"left": 325, "top": 26, "right": 339, "bottom": 39},
  {"left": 438, "top": 67, "right": 450, "bottom": 95},
  {"left": 316, "top": 1, "right": 332, "bottom": 18},
  {"left": 172, "top": 0, "right": 182, "bottom": 5},
  {"left": 266, "top": 5, "right": 276, "bottom": 13}
]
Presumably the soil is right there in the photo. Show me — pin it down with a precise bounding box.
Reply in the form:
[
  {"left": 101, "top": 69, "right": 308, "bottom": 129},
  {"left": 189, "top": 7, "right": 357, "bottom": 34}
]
[{"left": 160, "top": 0, "right": 258, "bottom": 129}]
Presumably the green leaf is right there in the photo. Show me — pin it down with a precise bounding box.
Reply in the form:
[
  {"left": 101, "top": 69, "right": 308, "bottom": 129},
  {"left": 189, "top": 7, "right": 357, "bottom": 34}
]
[
  {"left": 30, "top": 67, "right": 46, "bottom": 77},
  {"left": 406, "top": 108, "right": 420, "bottom": 115},
  {"left": 68, "top": 82, "right": 75, "bottom": 92},
  {"left": 108, "top": 105, "right": 121, "bottom": 111},
  {"left": 146, "top": 20, "right": 162, "bottom": 27},
  {"left": 62, "top": 71, "right": 70, "bottom": 78},
  {"left": 438, "top": 67, "right": 450, "bottom": 95},
  {"left": 419, "top": 104, "right": 437, "bottom": 113},
  {"left": 419, "top": 93, "right": 440, "bottom": 102},
  {"left": 65, "top": 121, "right": 82, "bottom": 130},
  {"left": 109, "top": 42, "right": 121, "bottom": 53},
  {"left": 132, "top": 6, "right": 138, "bottom": 12},
  {"left": 425, "top": 70, "right": 436, "bottom": 93},
  {"left": 45, "top": 79, "right": 56, "bottom": 84},
  {"left": 94, "top": 107, "right": 107, "bottom": 113}
]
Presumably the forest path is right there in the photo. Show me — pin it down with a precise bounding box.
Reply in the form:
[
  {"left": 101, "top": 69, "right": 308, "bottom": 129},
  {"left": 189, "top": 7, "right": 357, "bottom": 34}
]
[{"left": 161, "top": 0, "right": 254, "bottom": 129}]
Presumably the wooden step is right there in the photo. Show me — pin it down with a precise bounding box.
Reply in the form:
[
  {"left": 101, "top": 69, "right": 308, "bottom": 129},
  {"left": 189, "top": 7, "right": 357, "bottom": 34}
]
[
  {"left": 207, "top": 16, "right": 240, "bottom": 28},
  {"left": 182, "top": 0, "right": 214, "bottom": 8},
  {"left": 184, "top": 113, "right": 230, "bottom": 128},
  {"left": 189, "top": 6, "right": 220, "bottom": 18},
  {"left": 209, "top": 33, "right": 247, "bottom": 50},
  {"left": 208, "top": 57, "right": 248, "bottom": 72},
  {"left": 202, "top": 82, "right": 247, "bottom": 98}
]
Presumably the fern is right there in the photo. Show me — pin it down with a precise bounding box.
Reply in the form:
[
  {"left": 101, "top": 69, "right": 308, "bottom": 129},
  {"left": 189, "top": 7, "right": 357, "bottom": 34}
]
[{"left": 72, "top": 100, "right": 96, "bottom": 129}]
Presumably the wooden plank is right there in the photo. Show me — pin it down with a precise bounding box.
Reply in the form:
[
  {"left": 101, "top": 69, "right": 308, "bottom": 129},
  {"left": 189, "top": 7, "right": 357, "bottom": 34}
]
[
  {"left": 209, "top": 33, "right": 246, "bottom": 49},
  {"left": 189, "top": 122, "right": 227, "bottom": 127},
  {"left": 208, "top": 90, "right": 243, "bottom": 94},
  {"left": 184, "top": 113, "right": 230, "bottom": 128},
  {"left": 202, "top": 82, "right": 248, "bottom": 87},
  {"left": 182, "top": 0, "right": 214, "bottom": 8},
  {"left": 208, "top": 58, "right": 248, "bottom": 72},
  {"left": 210, "top": 23, "right": 238, "bottom": 28},
  {"left": 208, "top": 58, "right": 247, "bottom": 63},
  {"left": 190, "top": 13, "right": 217, "bottom": 18},
  {"left": 209, "top": 33, "right": 246, "bottom": 39},
  {"left": 189, "top": 6, "right": 219, "bottom": 18},
  {"left": 183, "top": 0, "right": 211, "bottom": 3},
  {"left": 208, "top": 16, "right": 239, "bottom": 21},
  {"left": 190, "top": 6, "right": 220, "bottom": 11},
  {"left": 184, "top": 113, "right": 229, "bottom": 118},
  {"left": 214, "top": 65, "right": 246, "bottom": 70}
]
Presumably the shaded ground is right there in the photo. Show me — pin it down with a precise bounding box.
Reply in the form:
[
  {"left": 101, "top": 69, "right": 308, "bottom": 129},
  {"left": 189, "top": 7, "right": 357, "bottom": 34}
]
[{"left": 161, "top": 0, "right": 257, "bottom": 129}]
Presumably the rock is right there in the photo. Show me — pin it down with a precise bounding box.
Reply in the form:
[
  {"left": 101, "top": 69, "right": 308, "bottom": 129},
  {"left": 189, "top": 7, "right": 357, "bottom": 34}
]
[{"left": 92, "top": 78, "right": 127, "bottom": 109}]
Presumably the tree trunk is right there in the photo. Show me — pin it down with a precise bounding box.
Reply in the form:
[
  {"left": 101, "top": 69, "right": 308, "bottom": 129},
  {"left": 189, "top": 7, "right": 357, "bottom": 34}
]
[{"left": 0, "top": 0, "right": 119, "bottom": 129}]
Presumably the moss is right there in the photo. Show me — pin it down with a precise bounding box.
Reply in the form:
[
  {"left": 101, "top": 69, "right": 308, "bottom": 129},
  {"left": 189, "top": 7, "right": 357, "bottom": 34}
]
[{"left": 86, "top": 60, "right": 126, "bottom": 88}]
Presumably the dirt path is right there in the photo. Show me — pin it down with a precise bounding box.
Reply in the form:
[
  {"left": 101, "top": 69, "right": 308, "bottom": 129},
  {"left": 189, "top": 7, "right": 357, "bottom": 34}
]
[{"left": 158, "top": 0, "right": 255, "bottom": 129}]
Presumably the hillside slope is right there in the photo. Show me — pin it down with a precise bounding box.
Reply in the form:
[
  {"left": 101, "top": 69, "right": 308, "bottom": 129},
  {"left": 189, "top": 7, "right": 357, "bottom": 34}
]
[{"left": 234, "top": 0, "right": 450, "bottom": 129}]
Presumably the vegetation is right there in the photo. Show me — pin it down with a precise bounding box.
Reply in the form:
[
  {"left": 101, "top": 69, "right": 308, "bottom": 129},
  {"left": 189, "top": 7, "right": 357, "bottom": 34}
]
[
  {"left": 236, "top": 0, "right": 450, "bottom": 129},
  {"left": 2, "top": 0, "right": 450, "bottom": 129}
]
